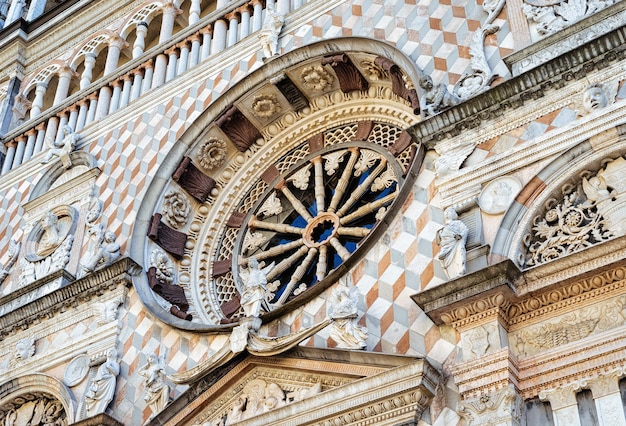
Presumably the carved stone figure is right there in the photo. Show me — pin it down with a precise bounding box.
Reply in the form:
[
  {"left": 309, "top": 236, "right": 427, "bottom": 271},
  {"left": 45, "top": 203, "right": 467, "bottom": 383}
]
[
  {"left": 329, "top": 285, "right": 368, "bottom": 349},
  {"left": 13, "top": 336, "right": 35, "bottom": 365},
  {"left": 238, "top": 258, "right": 274, "bottom": 317},
  {"left": 479, "top": 177, "right": 521, "bottom": 215},
  {"left": 81, "top": 231, "right": 120, "bottom": 275},
  {"left": 258, "top": 3, "right": 284, "bottom": 59},
  {"left": 140, "top": 354, "right": 171, "bottom": 418},
  {"left": 41, "top": 125, "right": 79, "bottom": 169},
  {"left": 37, "top": 211, "right": 64, "bottom": 257},
  {"left": 436, "top": 208, "right": 469, "bottom": 280},
  {"left": 420, "top": 75, "right": 460, "bottom": 117},
  {"left": 84, "top": 348, "right": 120, "bottom": 417}
]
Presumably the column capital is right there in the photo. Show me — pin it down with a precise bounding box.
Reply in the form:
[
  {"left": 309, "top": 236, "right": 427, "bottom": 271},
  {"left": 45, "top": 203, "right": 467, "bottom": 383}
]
[
  {"left": 236, "top": 4, "right": 252, "bottom": 14},
  {"left": 189, "top": 33, "right": 202, "bottom": 43},
  {"left": 225, "top": 10, "right": 240, "bottom": 21},
  {"left": 176, "top": 39, "right": 191, "bottom": 49},
  {"left": 58, "top": 65, "right": 78, "bottom": 78},
  {"left": 161, "top": 2, "right": 182, "bottom": 16},
  {"left": 25, "top": 128, "right": 37, "bottom": 137},
  {"left": 35, "top": 81, "right": 48, "bottom": 90},
  {"left": 121, "top": 74, "right": 133, "bottom": 83},
  {"left": 5, "top": 140, "right": 17, "bottom": 149},
  {"left": 164, "top": 46, "right": 179, "bottom": 56},
  {"left": 111, "top": 79, "right": 123, "bottom": 88},
  {"left": 108, "top": 35, "right": 129, "bottom": 49},
  {"left": 200, "top": 24, "right": 213, "bottom": 35}
]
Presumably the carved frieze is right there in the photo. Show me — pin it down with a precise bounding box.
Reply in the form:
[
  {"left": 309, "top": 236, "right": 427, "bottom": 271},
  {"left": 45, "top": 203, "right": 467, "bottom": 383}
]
[{"left": 457, "top": 385, "right": 522, "bottom": 426}]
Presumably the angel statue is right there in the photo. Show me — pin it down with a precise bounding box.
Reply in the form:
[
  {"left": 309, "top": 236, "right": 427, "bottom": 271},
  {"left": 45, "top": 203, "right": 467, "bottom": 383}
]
[
  {"left": 328, "top": 285, "right": 368, "bottom": 349},
  {"left": 238, "top": 257, "right": 275, "bottom": 317},
  {"left": 41, "top": 125, "right": 79, "bottom": 169}
]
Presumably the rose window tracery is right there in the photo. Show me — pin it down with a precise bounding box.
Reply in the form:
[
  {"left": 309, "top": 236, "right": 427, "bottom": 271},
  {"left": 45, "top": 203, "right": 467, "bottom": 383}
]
[{"left": 231, "top": 143, "right": 400, "bottom": 310}]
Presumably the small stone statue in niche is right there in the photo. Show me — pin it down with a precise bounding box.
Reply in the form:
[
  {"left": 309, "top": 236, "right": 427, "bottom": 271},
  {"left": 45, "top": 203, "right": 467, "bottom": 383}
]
[
  {"left": 84, "top": 348, "right": 120, "bottom": 418},
  {"left": 420, "top": 75, "right": 460, "bottom": 117},
  {"left": 259, "top": 2, "right": 284, "bottom": 59},
  {"left": 436, "top": 207, "right": 469, "bottom": 280},
  {"left": 140, "top": 353, "right": 171, "bottom": 419},
  {"left": 41, "top": 125, "right": 79, "bottom": 169}
]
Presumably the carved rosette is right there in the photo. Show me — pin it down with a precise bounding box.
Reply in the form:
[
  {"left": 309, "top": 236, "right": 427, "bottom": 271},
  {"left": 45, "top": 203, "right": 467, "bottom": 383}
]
[
  {"left": 300, "top": 65, "right": 334, "bottom": 91},
  {"left": 162, "top": 190, "right": 191, "bottom": 229},
  {"left": 197, "top": 137, "right": 227, "bottom": 171},
  {"left": 251, "top": 93, "right": 282, "bottom": 118}
]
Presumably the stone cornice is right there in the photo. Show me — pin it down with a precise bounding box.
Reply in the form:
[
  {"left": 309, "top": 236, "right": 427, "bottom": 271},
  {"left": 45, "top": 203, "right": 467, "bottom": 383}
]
[
  {"left": 412, "top": 238, "right": 626, "bottom": 329},
  {"left": 0, "top": 257, "right": 140, "bottom": 339},
  {"left": 407, "top": 24, "right": 626, "bottom": 147},
  {"left": 156, "top": 348, "right": 440, "bottom": 426}
]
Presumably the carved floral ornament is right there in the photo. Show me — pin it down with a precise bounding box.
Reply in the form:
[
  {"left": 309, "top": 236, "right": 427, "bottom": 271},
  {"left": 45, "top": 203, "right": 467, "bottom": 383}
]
[{"left": 522, "top": 156, "right": 625, "bottom": 268}]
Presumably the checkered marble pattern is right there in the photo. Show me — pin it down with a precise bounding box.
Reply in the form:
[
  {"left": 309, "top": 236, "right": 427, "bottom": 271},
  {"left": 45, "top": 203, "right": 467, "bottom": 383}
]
[{"left": 0, "top": 0, "right": 539, "bottom": 424}]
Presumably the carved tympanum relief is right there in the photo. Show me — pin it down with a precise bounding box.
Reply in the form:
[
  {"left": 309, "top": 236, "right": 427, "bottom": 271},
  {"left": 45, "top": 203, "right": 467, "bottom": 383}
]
[
  {"left": 523, "top": 156, "right": 626, "bottom": 267},
  {"left": 522, "top": 0, "right": 619, "bottom": 40},
  {"left": 0, "top": 393, "right": 67, "bottom": 426}
]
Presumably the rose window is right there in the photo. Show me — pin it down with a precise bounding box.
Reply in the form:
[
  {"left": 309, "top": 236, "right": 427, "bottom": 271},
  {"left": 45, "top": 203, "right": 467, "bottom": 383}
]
[{"left": 231, "top": 142, "right": 401, "bottom": 311}]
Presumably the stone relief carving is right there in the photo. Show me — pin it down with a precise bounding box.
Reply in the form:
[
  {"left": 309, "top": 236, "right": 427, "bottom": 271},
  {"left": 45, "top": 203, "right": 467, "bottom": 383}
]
[
  {"left": 460, "top": 323, "right": 501, "bottom": 361},
  {"left": 20, "top": 209, "right": 76, "bottom": 286},
  {"left": 287, "top": 163, "right": 311, "bottom": 190},
  {"left": 41, "top": 125, "right": 79, "bottom": 169},
  {"left": 238, "top": 257, "right": 275, "bottom": 318},
  {"left": 258, "top": 3, "right": 284, "bottom": 59},
  {"left": 139, "top": 354, "right": 171, "bottom": 419},
  {"left": 0, "top": 239, "right": 20, "bottom": 287},
  {"left": 162, "top": 190, "right": 191, "bottom": 229},
  {"left": 576, "top": 81, "right": 619, "bottom": 114},
  {"left": 0, "top": 394, "right": 67, "bottom": 426},
  {"left": 221, "top": 379, "right": 321, "bottom": 424},
  {"left": 80, "top": 231, "right": 121, "bottom": 276},
  {"left": 83, "top": 348, "right": 120, "bottom": 418},
  {"left": 523, "top": 157, "right": 626, "bottom": 267},
  {"left": 12, "top": 336, "right": 35, "bottom": 366},
  {"left": 511, "top": 295, "right": 626, "bottom": 357},
  {"left": 457, "top": 385, "right": 522, "bottom": 426},
  {"left": 419, "top": 75, "right": 460, "bottom": 117},
  {"left": 436, "top": 208, "right": 469, "bottom": 280},
  {"left": 433, "top": 139, "right": 476, "bottom": 178},
  {"left": 478, "top": 177, "right": 521, "bottom": 215},
  {"left": 95, "top": 297, "right": 124, "bottom": 325},
  {"left": 242, "top": 231, "right": 267, "bottom": 255},
  {"left": 522, "top": 0, "right": 619, "bottom": 39},
  {"left": 198, "top": 137, "right": 227, "bottom": 171},
  {"left": 148, "top": 249, "right": 191, "bottom": 319},
  {"left": 328, "top": 284, "right": 368, "bottom": 350},
  {"left": 251, "top": 93, "right": 282, "bottom": 118},
  {"left": 64, "top": 354, "right": 90, "bottom": 387},
  {"left": 9, "top": 94, "right": 31, "bottom": 129},
  {"left": 258, "top": 192, "right": 283, "bottom": 217},
  {"left": 453, "top": 0, "right": 505, "bottom": 100},
  {"left": 300, "top": 65, "right": 334, "bottom": 91}
]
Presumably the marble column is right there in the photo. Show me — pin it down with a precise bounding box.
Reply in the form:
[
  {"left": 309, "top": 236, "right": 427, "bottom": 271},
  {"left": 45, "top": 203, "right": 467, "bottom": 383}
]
[
  {"left": 226, "top": 11, "right": 239, "bottom": 47},
  {"left": 177, "top": 41, "right": 190, "bottom": 75},
  {"left": 104, "top": 36, "right": 127, "bottom": 76},
  {"left": 238, "top": 5, "right": 252, "bottom": 38},
  {"left": 23, "top": 128, "right": 36, "bottom": 162},
  {"left": 189, "top": 0, "right": 201, "bottom": 24},
  {"left": 30, "top": 82, "right": 48, "bottom": 119},
  {"left": 80, "top": 53, "right": 97, "bottom": 90},
  {"left": 53, "top": 66, "right": 75, "bottom": 106},
  {"left": 119, "top": 75, "right": 133, "bottom": 108},
  {"left": 159, "top": 3, "right": 181, "bottom": 43},
  {"left": 200, "top": 26, "right": 212, "bottom": 60},
  {"left": 12, "top": 134, "right": 26, "bottom": 168},
  {"left": 133, "top": 21, "right": 149, "bottom": 59},
  {"left": 251, "top": 0, "right": 264, "bottom": 32},
  {"left": 211, "top": 18, "right": 227, "bottom": 54},
  {"left": 165, "top": 47, "right": 178, "bottom": 82},
  {"left": 189, "top": 34, "right": 201, "bottom": 67},
  {"left": 108, "top": 80, "right": 123, "bottom": 113},
  {"left": 1, "top": 141, "right": 16, "bottom": 174}
]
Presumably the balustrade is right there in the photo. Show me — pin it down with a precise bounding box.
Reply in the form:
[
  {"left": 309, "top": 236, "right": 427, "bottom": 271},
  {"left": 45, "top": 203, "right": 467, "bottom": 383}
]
[{"left": 0, "top": 0, "right": 311, "bottom": 175}]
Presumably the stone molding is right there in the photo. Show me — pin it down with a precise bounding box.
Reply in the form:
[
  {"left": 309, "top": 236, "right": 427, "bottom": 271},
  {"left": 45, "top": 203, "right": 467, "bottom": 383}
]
[
  {"left": 156, "top": 348, "right": 441, "bottom": 426},
  {"left": 0, "top": 257, "right": 140, "bottom": 339},
  {"left": 413, "top": 237, "right": 626, "bottom": 330}
]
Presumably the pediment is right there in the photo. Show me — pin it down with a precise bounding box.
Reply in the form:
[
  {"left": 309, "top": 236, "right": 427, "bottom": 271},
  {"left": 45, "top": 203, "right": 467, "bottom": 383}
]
[{"left": 160, "top": 347, "right": 440, "bottom": 426}]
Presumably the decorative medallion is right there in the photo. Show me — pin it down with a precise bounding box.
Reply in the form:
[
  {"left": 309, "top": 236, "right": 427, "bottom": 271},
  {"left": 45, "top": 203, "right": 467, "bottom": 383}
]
[
  {"left": 162, "top": 190, "right": 191, "bottom": 229},
  {"left": 64, "top": 354, "right": 90, "bottom": 386},
  {"left": 479, "top": 176, "right": 521, "bottom": 215},
  {"left": 251, "top": 93, "right": 282, "bottom": 118},
  {"left": 197, "top": 137, "right": 227, "bottom": 171},
  {"left": 300, "top": 65, "right": 334, "bottom": 91}
]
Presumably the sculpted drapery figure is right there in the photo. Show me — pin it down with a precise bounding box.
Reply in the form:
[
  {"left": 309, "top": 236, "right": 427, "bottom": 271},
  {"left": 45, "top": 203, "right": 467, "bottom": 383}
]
[
  {"left": 140, "top": 354, "right": 171, "bottom": 418},
  {"left": 239, "top": 258, "right": 274, "bottom": 318},
  {"left": 436, "top": 207, "right": 469, "bottom": 280},
  {"left": 41, "top": 125, "right": 79, "bottom": 168},
  {"left": 329, "top": 285, "right": 368, "bottom": 349},
  {"left": 258, "top": 3, "right": 284, "bottom": 58},
  {"left": 84, "top": 349, "right": 120, "bottom": 417},
  {"left": 37, "top": 211, "right": 63, "bottom": 257}
]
